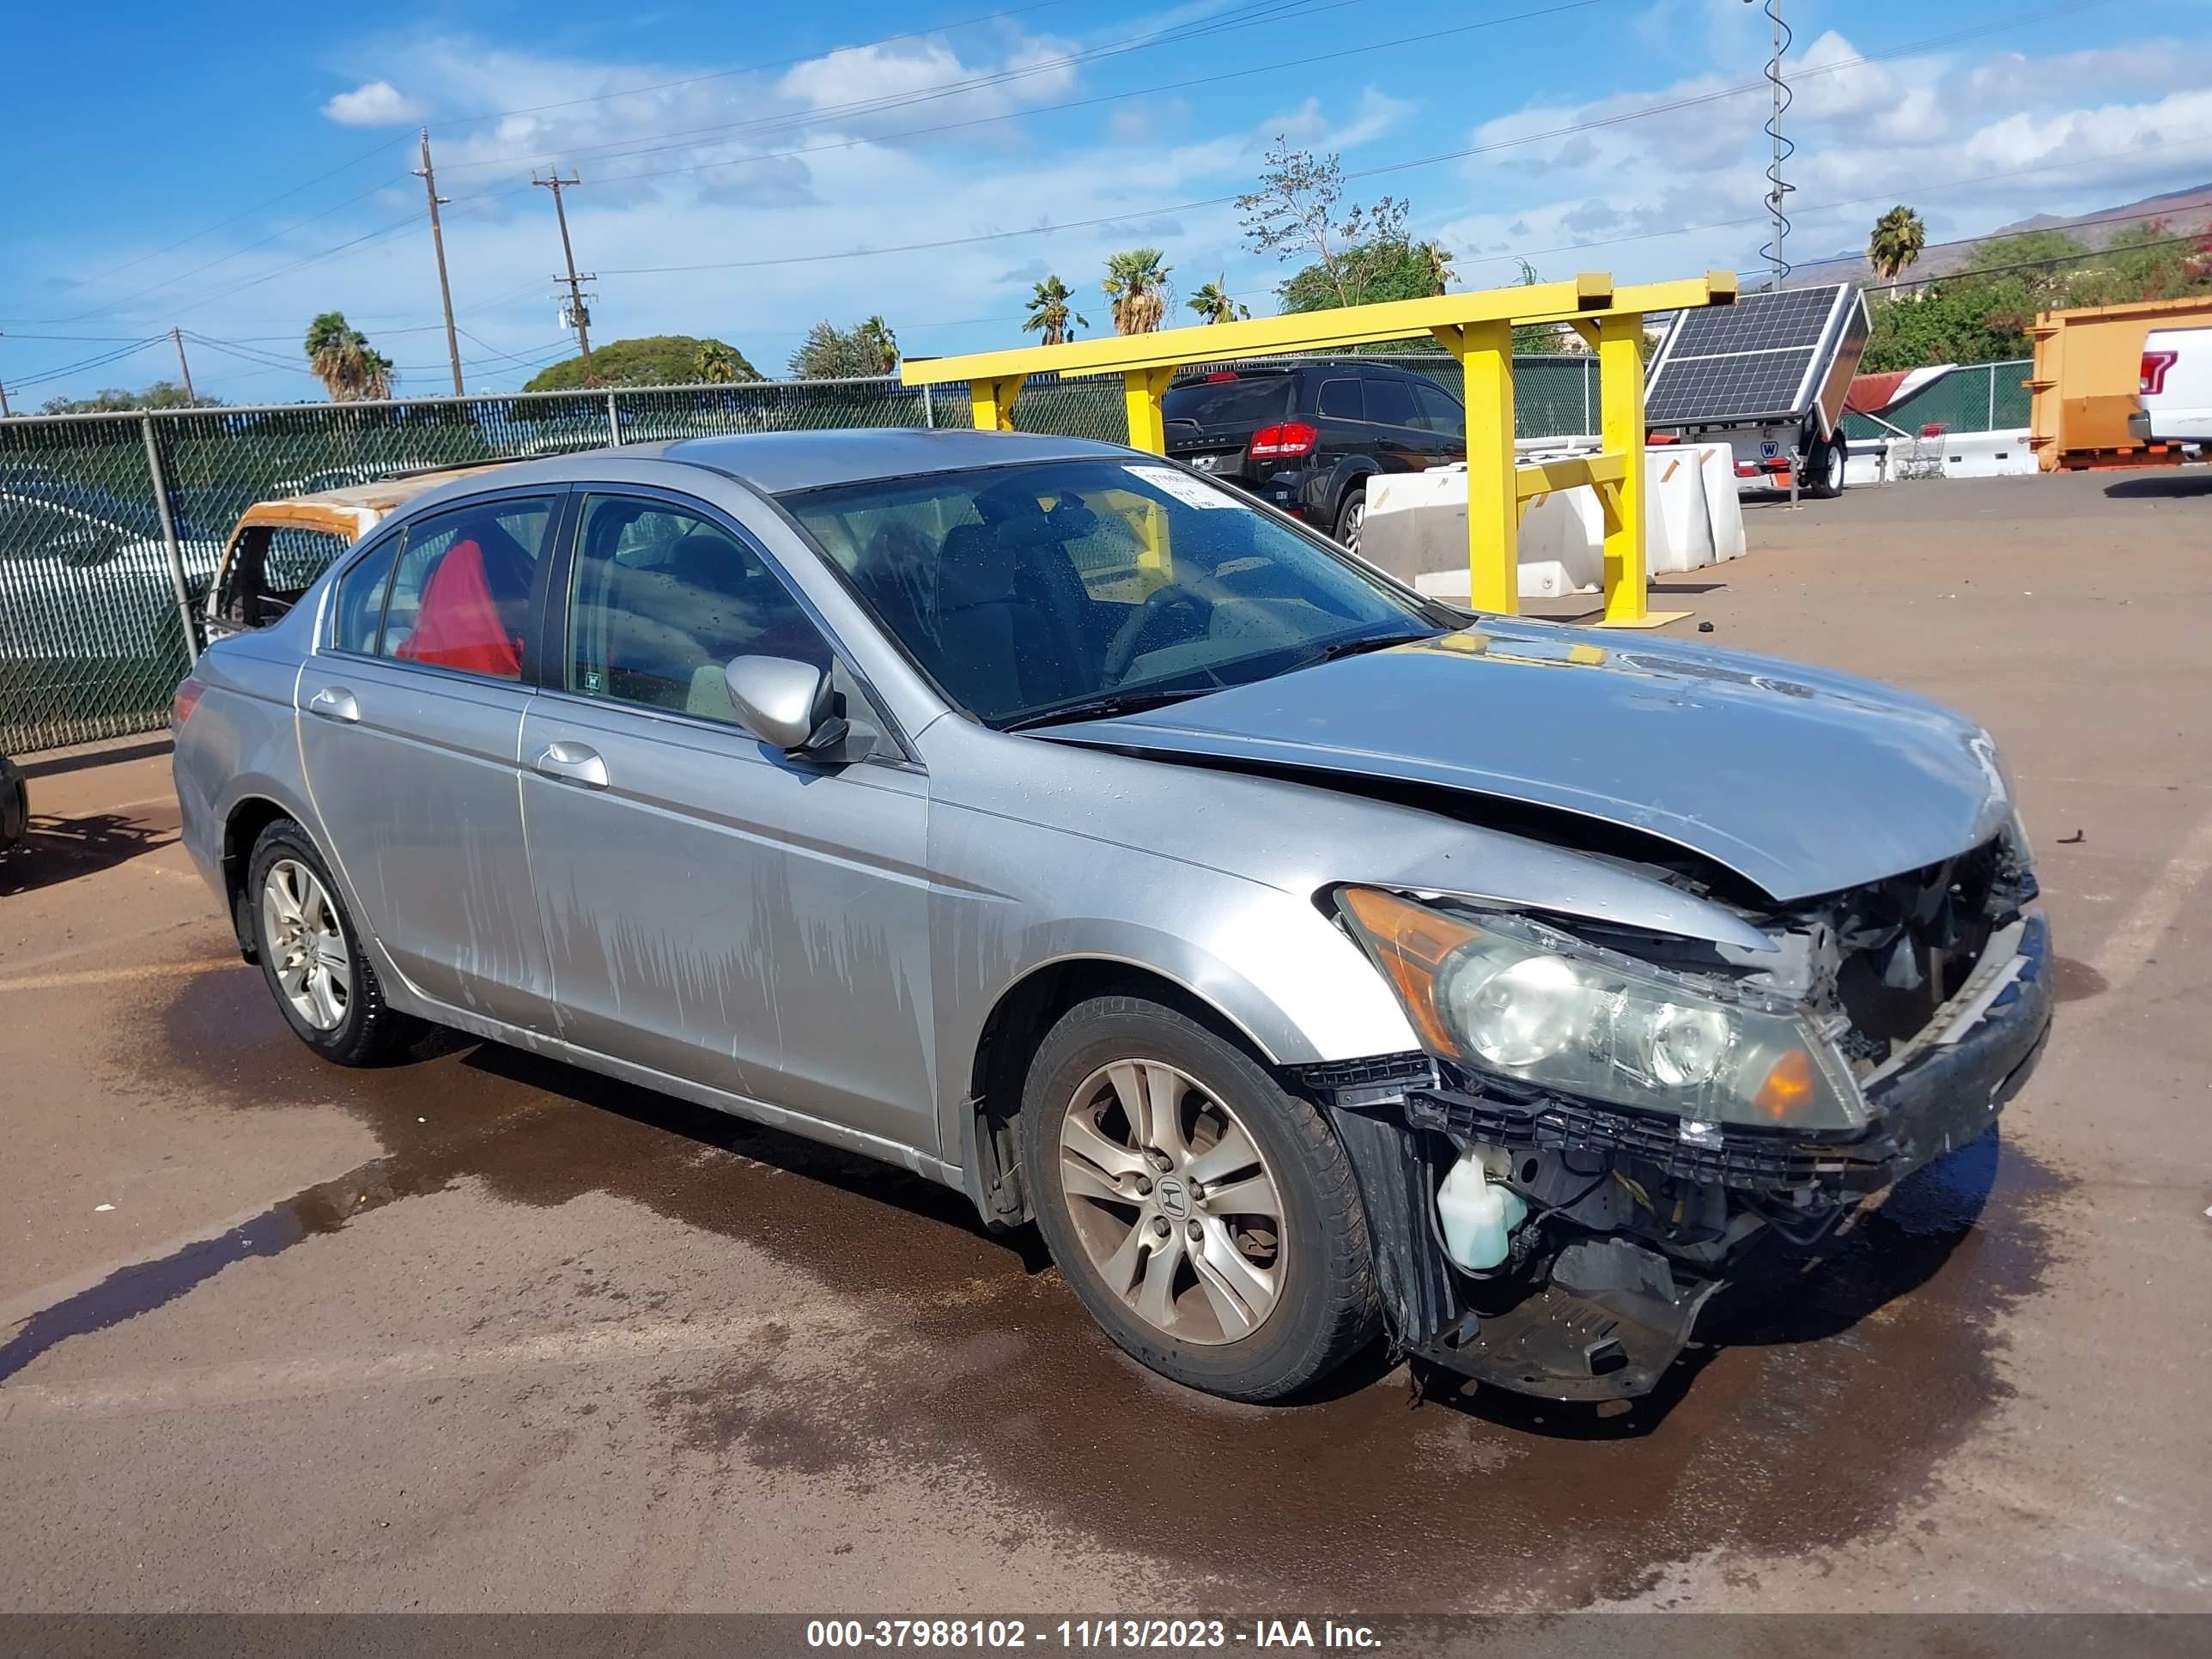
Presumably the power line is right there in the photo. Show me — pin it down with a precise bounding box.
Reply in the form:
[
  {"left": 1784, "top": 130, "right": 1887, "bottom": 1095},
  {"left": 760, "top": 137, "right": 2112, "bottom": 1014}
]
[
  {"left": 0, "top": 0, "right": 2131, "bottom": 355},
  {"left": 437, "top": 0, "right": 1362, "bottom": 178},
  {"left": 3, "top": 337, "right": 168, "bottom": 392},
  {"left": 1852, "top": 223, "right": 2212, "bottom": 293},
  {"left": 3, "top": 1, "right": 1089, "bottom": 320},
  {"left": 13, "top": 136, "right": 408, "bottom": 313},
  {"left": 436, "top": 0, "right": 1595, "bottom": 208},
  {"left": 580, "top": 1, "right": 2111, "bottom": 278}
]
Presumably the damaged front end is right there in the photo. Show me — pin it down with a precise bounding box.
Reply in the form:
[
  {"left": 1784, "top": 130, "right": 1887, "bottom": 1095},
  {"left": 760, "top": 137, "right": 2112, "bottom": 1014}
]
[{"left": 1299, "top": 836, "right": 2053, "bottom": 1402}]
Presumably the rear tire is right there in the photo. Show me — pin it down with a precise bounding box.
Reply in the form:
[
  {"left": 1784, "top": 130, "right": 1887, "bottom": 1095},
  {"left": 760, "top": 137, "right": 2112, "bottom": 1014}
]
[
  {"left": 1019, "top": 994, "right": 1380, "bottom": 1401},
  {"left": 1333, "top": 488, "right": 1367, "bottom": 556},
  {"left": 246, "top": 819, "right": 416, "bottom": 1066}
]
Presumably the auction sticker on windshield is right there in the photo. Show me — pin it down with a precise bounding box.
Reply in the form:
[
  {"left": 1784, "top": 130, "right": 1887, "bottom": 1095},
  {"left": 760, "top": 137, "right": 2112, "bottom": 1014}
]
[{"left": 1127, "top": 464, "right": 1236, "bottom": 507}]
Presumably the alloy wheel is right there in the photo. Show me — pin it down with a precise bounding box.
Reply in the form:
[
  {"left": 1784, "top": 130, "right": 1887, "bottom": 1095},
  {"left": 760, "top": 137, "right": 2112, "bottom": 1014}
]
[
  {"left": 1056, "top": 1059, "right": 1286, "bottom": 1344},
  {"left": 261, "top": 858, "right": 351, "bottom": 1031}
]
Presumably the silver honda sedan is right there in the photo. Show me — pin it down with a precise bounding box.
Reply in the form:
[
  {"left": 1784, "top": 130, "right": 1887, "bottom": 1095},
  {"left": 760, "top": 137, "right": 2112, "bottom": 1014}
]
[{"left": 173, "top": 430, "right": 2051, "bottom": 1405}]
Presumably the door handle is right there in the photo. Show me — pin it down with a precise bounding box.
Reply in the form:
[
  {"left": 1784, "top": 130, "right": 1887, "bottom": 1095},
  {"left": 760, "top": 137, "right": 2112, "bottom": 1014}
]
[
  {"left": 532, "top": 740, "right": 608, "bottom": 790},
  {"left": 306, "top": 686, "right": 360, "bottom": 723}
]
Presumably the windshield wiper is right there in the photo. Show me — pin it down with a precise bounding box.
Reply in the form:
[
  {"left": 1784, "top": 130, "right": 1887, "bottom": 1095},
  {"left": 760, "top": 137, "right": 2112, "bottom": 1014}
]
[
  {"left": 1291, "top": 629, "right": 1437, "bottom": 671},
  {"left": 1001, "top": 686, "right": 1212, "bottom": 732}
]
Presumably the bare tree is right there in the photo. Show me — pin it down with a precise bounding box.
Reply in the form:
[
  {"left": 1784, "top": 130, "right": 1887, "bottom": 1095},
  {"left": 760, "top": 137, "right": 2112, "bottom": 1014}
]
[{"left": 1237, "top": 137, "right": 1409, "bottom": 310}]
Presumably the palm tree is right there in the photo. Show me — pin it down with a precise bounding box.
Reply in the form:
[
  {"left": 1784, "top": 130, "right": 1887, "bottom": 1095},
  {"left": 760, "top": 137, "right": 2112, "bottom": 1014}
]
[
  {"left": 1417, "top": 239, "right": 1455, "bottom": 296},
  {"left": 1188, "top": 276, "right": 1249, "bottom": 325},
  {"left": 858, "top": 315, "right": 899, "bottom": 374},
  {"left": 1023, "top": 275, "right": 1088, "bottom": 345},
  {"left": 303, "top": 312, "right": 392, "bottom": 401},
  {"left": 1103, "top": 248, "right": 1171, "bottom": 335},
  {"left": 1867, "top": 207, "right": 1928, "bottom": 283},
  {"left": 693, "top": 340, "right": 744, "bottom": 383}
]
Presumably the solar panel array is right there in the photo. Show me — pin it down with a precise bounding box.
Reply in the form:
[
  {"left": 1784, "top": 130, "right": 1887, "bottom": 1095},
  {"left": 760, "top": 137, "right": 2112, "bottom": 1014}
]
[{"left": 1644, "top": 286, "right": 1851, "bottom": 427}]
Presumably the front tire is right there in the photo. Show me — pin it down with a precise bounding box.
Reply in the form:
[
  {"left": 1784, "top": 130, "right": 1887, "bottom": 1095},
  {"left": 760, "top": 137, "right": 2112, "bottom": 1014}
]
[
  {"left": 246, "top": 819, "right": 415, "bottom": 1066},
  {"left": 1019, "top": 994, "right": 1380, "bottom": 1401}
]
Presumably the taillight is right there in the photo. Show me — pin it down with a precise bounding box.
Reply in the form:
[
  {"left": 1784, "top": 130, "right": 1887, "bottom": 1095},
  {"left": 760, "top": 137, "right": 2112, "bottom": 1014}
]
[
  {"left": 2141, "top": 350, "right": 2179, "bottom": 395},
  {"left": 172, "top": 676, "right": 205, "bottom": 727},
  {"left": 1206, "top": 371, "right": 1239, "bottom": 382},
  {"left": 1249, "top": 421, "right": 1317, "bottom": 458}
]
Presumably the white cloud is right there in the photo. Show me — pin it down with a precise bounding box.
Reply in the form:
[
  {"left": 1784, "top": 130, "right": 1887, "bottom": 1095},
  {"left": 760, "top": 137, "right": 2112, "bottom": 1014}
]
[
  {"left": 1963, "top": 43, "right": 2207, "bottom": 107},
  {"left": 322, "top": 81, "right": 426, "bottom": 126},
  {"left": 776, "top": 33, "right": 1077, "bottom": 125},
  {"left": 1259, "top": 88, "right": 1414, "bottom": 152}
]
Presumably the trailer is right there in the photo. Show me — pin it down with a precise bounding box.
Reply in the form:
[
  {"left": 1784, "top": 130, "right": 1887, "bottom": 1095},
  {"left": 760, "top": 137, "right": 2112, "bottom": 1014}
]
[{"left": 1644, "top": 283, "right": 1871, "bottom": 499}]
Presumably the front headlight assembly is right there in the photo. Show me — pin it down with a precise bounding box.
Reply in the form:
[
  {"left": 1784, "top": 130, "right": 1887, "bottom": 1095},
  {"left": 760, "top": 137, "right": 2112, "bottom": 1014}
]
[{"left": 1338, "top": 886, "right": 1866, "bottom": 1132}]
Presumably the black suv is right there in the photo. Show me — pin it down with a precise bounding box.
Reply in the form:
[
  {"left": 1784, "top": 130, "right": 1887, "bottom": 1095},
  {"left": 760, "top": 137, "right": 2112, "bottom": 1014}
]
[{"left": 1160, "top": 358, "right": 1467, "bottom": 552}]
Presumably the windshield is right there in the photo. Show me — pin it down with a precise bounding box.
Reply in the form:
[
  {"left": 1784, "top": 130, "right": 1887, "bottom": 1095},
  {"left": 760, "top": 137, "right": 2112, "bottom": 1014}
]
[{"left": 781, "top": 458, "right": 1445, "bottom": 728}]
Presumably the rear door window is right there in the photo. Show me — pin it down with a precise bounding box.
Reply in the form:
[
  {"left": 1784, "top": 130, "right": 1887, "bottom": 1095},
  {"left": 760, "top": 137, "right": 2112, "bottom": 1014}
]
[
  {"left": 1315, "top": 378, "right": 1364, "bottom": 421},
  {"left": 332, "top": 532, "right": 402, "bottom": 655},
  {"left": 1363, "top": 375, "right": 1419, "bottom": 428},
  {"left": 379, "top": 496, "right": 557, "bottom": 680},
  {"left": 1413, "top": 381, "right": 1466, "bottom": 438}
]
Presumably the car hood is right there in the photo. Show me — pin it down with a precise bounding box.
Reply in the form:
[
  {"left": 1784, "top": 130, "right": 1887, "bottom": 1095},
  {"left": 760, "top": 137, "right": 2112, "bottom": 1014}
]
[{"left": 1036, "top": 622, "right": 2014, "bottom": 903}]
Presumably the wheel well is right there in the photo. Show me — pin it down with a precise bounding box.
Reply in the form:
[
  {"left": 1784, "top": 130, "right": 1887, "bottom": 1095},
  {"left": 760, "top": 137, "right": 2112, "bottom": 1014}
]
[
  {"left": 962, "top": 959, "right": 1273, "bottom": 1227},
  {"left": 220, "top": 796, "right": 292, "bottom": 958}
]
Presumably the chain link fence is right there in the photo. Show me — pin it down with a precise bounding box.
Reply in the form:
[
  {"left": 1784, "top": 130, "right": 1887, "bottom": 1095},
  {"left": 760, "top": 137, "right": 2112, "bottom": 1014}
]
[
  {"left": 1841, "top": 359, "right": 2033, "bottom": 445},
  {"left": 2, "top": 352, "right": 2031, "bottom": 753}
]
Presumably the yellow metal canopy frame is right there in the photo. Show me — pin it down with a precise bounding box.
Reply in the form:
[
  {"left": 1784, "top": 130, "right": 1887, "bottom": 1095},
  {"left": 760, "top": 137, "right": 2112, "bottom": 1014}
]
[{"left": 902, "top": 270, "right": 1738, "bottom": 626}]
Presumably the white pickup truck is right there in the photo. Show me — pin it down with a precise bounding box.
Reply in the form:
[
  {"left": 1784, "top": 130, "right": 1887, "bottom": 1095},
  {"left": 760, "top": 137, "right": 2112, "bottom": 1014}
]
[{"left": 2130, "top": 325, "right": 2212, "bottom": 446}]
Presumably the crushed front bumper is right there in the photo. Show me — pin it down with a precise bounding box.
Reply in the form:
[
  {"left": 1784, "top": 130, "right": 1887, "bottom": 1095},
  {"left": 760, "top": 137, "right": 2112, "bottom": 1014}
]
[{"left": 1309, "top": 915, "right": 2054, "bottom": 1401}]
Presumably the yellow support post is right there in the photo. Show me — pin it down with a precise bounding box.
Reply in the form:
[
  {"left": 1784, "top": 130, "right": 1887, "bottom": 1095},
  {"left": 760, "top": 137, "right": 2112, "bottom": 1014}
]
[
  {"left": 1437, "top": 321, "right": 1517, "bottom": 614},
  {"left": 1121, "top": 366, "right": 1175, "bottom": 454},
  {"left": 1593, "top": 313, "right": 1686, "bottom": 629},
  {"left": 969, "top": 375, "right": 1023, "bottom": 431}
]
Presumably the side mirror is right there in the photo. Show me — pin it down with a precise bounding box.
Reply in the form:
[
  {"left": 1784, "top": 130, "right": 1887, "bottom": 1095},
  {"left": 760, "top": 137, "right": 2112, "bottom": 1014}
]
[{"left": 723, "top": 655, "right": 848, "bottom": 755}]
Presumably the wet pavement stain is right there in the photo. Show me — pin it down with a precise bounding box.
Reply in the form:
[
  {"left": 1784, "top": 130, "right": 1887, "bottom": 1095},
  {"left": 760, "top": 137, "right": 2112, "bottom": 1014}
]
[
  {"left": 107, "top": 963, "right": 2073, "bottom": 1609},
  {"left": 2050, "top": 957, "right": 2110, "bottom": 1003}
]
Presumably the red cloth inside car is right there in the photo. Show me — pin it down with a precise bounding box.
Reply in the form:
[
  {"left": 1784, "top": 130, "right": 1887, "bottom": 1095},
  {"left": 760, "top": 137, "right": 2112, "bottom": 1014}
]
[{"left": 394, "top": 538, "right": 522, "bottom": 677}]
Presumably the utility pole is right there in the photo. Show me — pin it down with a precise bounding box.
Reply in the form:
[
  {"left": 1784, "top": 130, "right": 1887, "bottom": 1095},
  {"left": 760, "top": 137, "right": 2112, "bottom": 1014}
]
[
  {"left": 532, "top": 171, "right": 595, "bottom": 385},
  {"left": 414, "top": 129, "right": 465, "bottom": 398},
  {"left": 170, "top": 327, "right": 197, "bottom": 404},
  {"left": 0, "top": 332, "right": 10, "bottom": 417}
]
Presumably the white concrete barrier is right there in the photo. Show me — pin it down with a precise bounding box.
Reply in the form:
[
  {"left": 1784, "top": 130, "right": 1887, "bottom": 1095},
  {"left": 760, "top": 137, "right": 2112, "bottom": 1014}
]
[
  {"left": 1930, "top": 428, "right": 2036, "bottom": 478},
  {"left": 1852, "top": 428, "right": 2036, "bottom": 483},
  {"left": 1365, "top": 444, "right": 1746, "bottom": 601},
  {"left": 1698, "top": 445, "right": 1748, "bottom": 562},
  {"left": 1644, "top": 447, "right": 1714, "bottom": 574}
]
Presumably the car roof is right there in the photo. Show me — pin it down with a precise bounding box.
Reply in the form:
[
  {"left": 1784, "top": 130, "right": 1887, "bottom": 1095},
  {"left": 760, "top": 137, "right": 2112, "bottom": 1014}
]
[
  {"left": 659, "top": 428, "right": 1134, "bottom": 494},
  {"left": 335, "top": 430, "right": 1156, "bottom": 526},
  {"left": 1166, "top": 357, "right": 1415, "bottom": 386}
]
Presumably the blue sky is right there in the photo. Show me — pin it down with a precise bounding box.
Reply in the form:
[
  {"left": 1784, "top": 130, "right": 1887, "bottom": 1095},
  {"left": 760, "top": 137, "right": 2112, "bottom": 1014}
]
[{"left": 5, "top": 0, "right": 2209, "bottom": 406}]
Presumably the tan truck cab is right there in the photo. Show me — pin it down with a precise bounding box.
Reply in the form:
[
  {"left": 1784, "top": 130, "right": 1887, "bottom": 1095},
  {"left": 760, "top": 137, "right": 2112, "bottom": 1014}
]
[{"left": 204, "top": 462, "right": 513, "bottom": 642}]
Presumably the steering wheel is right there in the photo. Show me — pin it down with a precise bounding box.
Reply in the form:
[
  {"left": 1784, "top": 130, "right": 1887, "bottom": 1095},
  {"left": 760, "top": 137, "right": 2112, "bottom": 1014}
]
[{"left": 1103, "top": 583, "right": 1209, "bottom": 684}]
